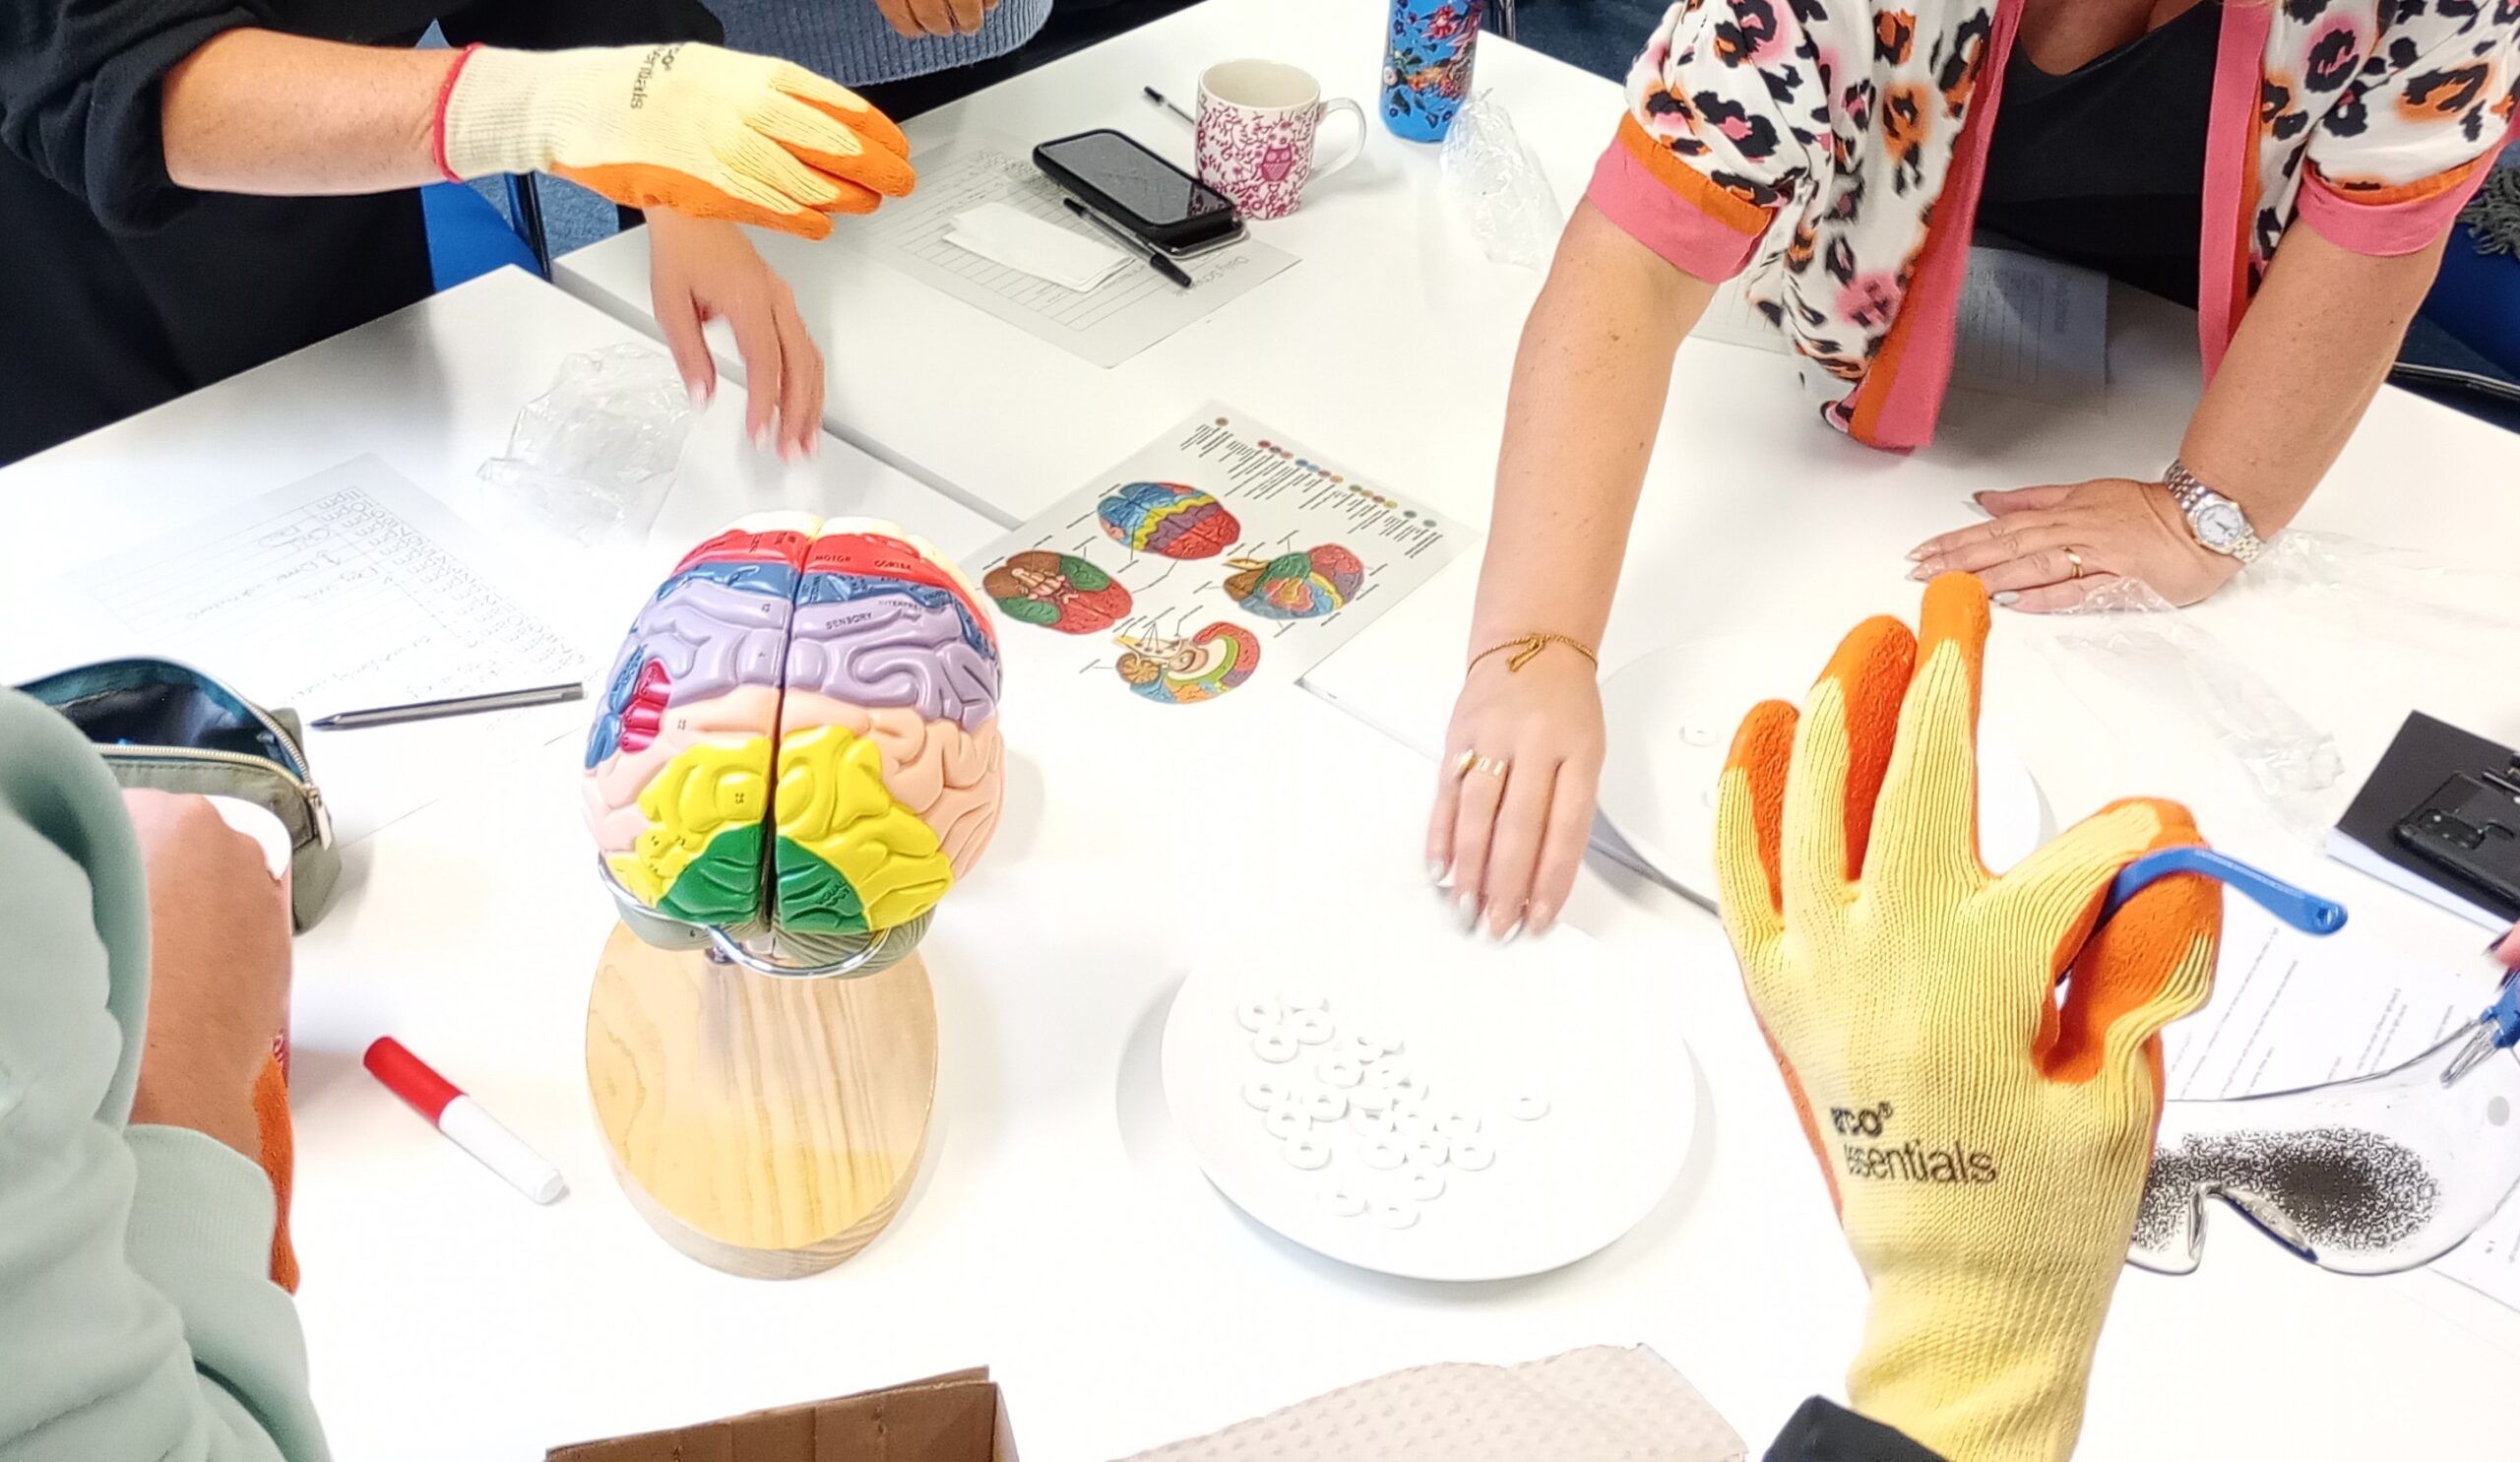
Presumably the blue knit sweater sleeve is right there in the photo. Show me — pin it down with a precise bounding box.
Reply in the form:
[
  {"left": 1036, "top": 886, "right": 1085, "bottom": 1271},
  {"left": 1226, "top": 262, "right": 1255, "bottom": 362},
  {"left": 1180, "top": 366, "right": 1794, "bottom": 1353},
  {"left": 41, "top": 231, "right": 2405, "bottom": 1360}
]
[{"left": 716, "top": 0, "right": 1051, "bottom": 88}]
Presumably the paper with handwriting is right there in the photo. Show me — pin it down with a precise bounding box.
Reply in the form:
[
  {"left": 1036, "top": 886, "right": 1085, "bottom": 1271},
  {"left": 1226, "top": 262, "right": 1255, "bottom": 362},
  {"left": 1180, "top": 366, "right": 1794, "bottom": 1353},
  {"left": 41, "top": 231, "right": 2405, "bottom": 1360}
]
[{"left": 27, "top": 458, "right": 595, "bottom": 842}]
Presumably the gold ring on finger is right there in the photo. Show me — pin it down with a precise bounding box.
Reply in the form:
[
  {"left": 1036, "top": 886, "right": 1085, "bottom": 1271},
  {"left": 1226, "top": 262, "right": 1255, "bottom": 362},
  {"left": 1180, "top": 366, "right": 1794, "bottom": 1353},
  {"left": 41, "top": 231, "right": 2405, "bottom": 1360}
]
[
  {"left": 1469, "top": 755, "right": 1509, "bottom": 779},
  {"left": 2064, "top": 547, "right": 2087, "bottom": 580},
  {"left": 1452, "top": 749, "right": 1479, "bottom": 779}
]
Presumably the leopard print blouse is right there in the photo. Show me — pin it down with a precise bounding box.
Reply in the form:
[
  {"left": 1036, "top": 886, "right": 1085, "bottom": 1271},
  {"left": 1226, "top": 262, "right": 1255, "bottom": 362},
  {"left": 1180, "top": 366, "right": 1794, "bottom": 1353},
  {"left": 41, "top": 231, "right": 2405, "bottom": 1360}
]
[{"left": 1587, "top": 0, "right": 2519, "bottom": 448}]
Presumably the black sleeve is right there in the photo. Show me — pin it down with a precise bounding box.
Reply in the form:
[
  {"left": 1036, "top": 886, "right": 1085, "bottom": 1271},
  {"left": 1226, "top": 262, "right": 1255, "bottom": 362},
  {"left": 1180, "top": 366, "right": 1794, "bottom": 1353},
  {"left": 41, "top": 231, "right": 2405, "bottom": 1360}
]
[
  {"left": 435, "top": 0, "right": 722, "bottom": 51},
  {"left": 1765, "top": 1398, "right": 1949, "bottom": 1462},
  {"left": 0, "top": 0, "right": 271, "bottom": 232}
]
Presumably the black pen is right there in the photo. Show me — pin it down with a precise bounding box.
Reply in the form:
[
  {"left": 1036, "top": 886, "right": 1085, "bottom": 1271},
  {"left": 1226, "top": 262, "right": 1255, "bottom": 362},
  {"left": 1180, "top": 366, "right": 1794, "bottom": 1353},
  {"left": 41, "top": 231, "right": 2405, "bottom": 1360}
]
[
  {"left": 1141, "top": 86, "right": 1197, "bottom": 126},
  {"left": 1061, "top": 196, "right": 1195, "bottom": 289}
]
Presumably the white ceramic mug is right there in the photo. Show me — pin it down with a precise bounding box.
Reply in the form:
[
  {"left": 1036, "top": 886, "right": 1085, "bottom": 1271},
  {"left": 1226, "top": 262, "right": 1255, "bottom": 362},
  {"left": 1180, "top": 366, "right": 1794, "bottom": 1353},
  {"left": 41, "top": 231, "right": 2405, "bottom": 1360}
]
[{"left": 1195, "top": 59, "right": 1368, "bottom": 220}]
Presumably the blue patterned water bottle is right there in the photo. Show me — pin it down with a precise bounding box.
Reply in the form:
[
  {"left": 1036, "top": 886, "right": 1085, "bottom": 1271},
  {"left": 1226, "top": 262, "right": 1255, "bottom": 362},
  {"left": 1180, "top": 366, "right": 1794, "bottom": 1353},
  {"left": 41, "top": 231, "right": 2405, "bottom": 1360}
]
[{"left": 1382, "top": 0, "right": 1481, "bottom": 142}]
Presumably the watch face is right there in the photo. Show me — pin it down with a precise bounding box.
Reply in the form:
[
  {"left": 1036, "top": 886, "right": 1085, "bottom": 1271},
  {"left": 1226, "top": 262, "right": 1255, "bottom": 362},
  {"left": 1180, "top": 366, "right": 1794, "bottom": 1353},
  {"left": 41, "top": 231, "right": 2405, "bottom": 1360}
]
[{"left": 2195, "top": 501, "right": 2247, "bottom": 549}]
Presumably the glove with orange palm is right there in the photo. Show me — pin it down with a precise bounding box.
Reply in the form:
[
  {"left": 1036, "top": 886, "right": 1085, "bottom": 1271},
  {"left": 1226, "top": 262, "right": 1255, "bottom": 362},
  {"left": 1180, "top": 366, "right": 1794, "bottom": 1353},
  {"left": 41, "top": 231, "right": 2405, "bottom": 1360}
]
[
  {"left": 435, "top": 42, "right": 915, "bottom": 240},
  {"left": 1714, "top": 574, "right": 2221, "bottom": 1462}
]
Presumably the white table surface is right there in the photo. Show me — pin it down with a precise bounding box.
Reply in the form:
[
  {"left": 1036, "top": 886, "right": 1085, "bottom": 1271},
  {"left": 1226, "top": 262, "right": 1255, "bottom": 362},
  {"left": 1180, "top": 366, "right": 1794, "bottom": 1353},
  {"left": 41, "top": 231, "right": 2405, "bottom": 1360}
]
[
  {"left": 554, "top": 0, "right": 1599, "bottom": 530},
  {"left": 5, "top": 6, "right": 2518, "bottom": 1459},
  {"left": 550, "top": 0, "right": 2520, "bottom": 843},
  {"left": 0, "top": 267, "right": 998, "bottom": 620}
]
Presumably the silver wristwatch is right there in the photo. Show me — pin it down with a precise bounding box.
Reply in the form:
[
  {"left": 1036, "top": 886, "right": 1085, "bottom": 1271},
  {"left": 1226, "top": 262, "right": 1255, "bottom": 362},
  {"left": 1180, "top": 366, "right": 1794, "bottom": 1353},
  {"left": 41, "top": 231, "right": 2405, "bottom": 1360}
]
[{"left": 2163, "top": 459, "right": 2264, "bottom": 564}]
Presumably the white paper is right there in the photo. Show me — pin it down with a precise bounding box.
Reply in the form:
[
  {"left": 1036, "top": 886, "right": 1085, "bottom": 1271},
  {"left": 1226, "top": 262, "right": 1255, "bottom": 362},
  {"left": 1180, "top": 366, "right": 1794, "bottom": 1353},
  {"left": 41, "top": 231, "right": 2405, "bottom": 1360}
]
[
  {"left": 23, "top": 458, "right": 599, "bottom": 843},
  {"left": 976, "top": 405, "right": 1470, "bottom": 707},
  {"left": 828, "top": 135, "right": 1297, "bottom": 368},
  {"left": 1691, "top": 244, "right": 2108, "bottom": 411},
  {"left": 2164, "top": 903, "right": 2483, "bottom": 1101},
  {"left": 943, "top": 200, "right": 1132, "bottom": 292},
  {"left": 2162, "top": 900, "right": 2520, "bottom": 1309}
]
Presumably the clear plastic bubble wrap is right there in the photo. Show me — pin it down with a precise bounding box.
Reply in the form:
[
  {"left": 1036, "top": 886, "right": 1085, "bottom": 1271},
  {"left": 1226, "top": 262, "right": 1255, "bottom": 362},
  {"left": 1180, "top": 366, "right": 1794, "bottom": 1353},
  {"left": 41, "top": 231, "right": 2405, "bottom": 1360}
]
[
  {"left": 1440, "top": 92, "right": 1564, "bottom": 270},
  {"left": 477, "top": 345, "right": 698, "bottom": 545},
  {"left": 2042, "top": 531, "right": 2520, "bottom": 843}
]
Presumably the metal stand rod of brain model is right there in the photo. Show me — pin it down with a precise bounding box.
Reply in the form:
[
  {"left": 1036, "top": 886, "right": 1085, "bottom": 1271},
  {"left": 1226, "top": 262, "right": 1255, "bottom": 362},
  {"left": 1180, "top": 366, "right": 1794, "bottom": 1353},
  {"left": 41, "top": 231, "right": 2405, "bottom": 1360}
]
[{"left": 579, "top": 514, "right": 1005, "bottom": 1278}]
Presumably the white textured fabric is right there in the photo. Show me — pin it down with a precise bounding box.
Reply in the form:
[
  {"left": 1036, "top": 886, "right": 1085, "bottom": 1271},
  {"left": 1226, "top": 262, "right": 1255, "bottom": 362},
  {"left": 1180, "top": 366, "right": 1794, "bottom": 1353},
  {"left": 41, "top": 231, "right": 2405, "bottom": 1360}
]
[{"left": 1115, "top": 1346, "right": 1745, "bottom": 1462}]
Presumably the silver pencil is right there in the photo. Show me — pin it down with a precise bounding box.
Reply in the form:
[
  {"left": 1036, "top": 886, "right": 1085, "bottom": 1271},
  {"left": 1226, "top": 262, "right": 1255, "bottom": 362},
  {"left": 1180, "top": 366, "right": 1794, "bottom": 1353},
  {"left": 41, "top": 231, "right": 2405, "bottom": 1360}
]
[{"left": 311, "top": 680, "right": 586, "bottom": 731}]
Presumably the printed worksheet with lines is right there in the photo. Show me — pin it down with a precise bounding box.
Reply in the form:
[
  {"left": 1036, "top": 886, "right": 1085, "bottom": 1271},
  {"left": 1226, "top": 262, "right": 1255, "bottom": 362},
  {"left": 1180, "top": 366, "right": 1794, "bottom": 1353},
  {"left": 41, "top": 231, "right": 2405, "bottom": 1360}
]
[
  {"left": 16, "top": 458, "right": 601, "bottom": 843},
  {"left": 830, "top": 135, "right": 1297, "bottom": 366}
]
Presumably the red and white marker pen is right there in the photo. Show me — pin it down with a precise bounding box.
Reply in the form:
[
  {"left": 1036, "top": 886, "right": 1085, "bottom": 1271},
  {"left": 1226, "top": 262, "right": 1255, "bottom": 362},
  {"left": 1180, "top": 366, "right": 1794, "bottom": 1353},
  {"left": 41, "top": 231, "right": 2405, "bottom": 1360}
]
[{"left": 363, "top": 1038, "right": 566, "bottom": 1204}]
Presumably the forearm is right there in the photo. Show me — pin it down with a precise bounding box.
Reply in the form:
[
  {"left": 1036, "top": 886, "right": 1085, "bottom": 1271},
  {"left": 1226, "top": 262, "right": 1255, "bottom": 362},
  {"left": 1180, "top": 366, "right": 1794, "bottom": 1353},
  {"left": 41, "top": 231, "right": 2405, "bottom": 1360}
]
[
  {"left": 2179, "top": 222, "right": 2447, "bottom": 534},
  {"left": 160, "top": 31, "right": 455, "bottom": 195},
  {"left": 1470, "top": 200, "right": 1711, "bottom": 654}
]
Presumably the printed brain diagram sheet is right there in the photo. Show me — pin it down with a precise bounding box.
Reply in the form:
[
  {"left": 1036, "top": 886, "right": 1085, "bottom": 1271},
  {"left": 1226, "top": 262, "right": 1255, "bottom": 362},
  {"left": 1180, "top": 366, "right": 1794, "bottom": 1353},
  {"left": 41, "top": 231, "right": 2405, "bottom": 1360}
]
[{"left": 975, "top": 406, "right": 1468, "bottom": 707}]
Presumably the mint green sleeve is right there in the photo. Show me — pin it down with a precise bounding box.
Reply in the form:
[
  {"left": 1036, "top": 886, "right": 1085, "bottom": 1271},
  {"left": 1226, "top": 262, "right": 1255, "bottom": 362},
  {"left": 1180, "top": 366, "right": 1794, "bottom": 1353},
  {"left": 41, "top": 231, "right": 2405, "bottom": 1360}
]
[{"left": 0, "top": 690, "right": 329, "bottom": 1462}]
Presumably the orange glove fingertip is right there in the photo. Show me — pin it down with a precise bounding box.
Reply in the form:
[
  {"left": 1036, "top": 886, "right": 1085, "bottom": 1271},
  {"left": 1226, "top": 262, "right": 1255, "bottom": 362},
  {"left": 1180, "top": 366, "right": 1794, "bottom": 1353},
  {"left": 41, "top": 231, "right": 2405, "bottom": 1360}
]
[
  {"left": 1916, "top": 572, "right": 1991, "bottom": 681},
  {"left": 1719, "top": 698, "right": 1800, "bottom": 924},
  {"left": 780, "top": 79, "right": 914, "bottom": 162}
]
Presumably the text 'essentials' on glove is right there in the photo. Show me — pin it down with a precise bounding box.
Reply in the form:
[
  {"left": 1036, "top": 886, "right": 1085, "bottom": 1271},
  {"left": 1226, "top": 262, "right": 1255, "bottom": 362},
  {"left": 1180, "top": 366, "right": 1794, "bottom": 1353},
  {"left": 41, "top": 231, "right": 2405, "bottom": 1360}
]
[
  {"left": 1714, "top": 574, "right": 2221, "bottom": 1462},
  {"left": 434, "top": 43, "right": 915, "bottom": 240}
]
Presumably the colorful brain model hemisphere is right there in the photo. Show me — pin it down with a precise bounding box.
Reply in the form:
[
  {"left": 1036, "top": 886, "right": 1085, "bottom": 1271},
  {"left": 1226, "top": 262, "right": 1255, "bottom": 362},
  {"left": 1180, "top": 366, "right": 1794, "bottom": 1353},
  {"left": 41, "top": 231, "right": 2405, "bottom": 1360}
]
[
  {"left": 1096, "top": 481, "right": 1240, "bottom": 559},
  {"left": 1115, "top": 622, "right": 1260, "bottom": 705},
  {"left": 1225, "top": 543, "right": 1365, "bottom": 620},
  {"left": 585, "top": 515, "right": 1003, "bottom": 942},
  {"left": 982, "top": 549, "right": 1132, "bottom": 635}
]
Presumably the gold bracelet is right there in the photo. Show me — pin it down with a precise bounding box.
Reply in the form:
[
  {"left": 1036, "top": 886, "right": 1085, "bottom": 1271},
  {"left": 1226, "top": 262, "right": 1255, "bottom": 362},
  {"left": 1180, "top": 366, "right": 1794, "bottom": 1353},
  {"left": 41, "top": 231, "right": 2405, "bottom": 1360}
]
[{"left": 1469, "top": 632, "right": 1600, "bottom": 674}]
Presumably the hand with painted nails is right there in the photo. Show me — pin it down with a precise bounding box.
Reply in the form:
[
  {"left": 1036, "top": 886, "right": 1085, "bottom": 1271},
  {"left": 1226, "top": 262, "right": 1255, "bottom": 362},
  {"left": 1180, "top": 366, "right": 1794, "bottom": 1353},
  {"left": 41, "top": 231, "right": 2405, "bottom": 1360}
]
[
  {"left": 648, "top": 212, "right": 823, "bottom": 461},
  {"left": 1907, "top": 477, "right": 2238, "bottom": 611},
  {"left": 1426, "top": 641, "right": 1603, "bottom": 942}
]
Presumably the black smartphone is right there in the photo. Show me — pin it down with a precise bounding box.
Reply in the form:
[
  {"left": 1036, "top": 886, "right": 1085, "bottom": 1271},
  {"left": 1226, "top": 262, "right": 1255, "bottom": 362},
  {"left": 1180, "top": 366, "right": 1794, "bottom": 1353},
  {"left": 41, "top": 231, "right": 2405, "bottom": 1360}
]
[
  {"left": 2394, "top": 770, "right": 2520, "bottom": 910},
  {"left": 1033, "top": 129, "right": 1244, "bottom": 258}
]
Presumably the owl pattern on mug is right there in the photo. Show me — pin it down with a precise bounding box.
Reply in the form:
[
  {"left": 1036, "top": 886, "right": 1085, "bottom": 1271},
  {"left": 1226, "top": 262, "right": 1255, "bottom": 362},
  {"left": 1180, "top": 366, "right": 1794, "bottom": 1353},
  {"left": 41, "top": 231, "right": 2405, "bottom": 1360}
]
[{"left": 1195, "top": 60, "right": 1368, "bottom": 221}]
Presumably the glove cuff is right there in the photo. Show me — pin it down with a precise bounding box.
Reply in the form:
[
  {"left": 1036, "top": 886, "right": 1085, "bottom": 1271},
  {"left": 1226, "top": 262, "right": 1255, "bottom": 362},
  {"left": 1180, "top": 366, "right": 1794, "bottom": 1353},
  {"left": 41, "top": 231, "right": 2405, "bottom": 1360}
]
[
  {"left": 436, "top": 45, "right": 570, "bottom": 182},
  {"left": 1848, "top": 1270, "right": 2112, "bottom": 1462}
]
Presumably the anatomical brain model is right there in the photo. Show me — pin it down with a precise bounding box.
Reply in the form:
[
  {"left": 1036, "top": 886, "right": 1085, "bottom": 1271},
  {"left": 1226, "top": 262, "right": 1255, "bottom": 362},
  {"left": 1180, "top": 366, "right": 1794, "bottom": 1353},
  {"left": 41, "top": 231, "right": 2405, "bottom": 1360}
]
[{"left": 584, "top": 514, "right": 1003, "bottom": 973}]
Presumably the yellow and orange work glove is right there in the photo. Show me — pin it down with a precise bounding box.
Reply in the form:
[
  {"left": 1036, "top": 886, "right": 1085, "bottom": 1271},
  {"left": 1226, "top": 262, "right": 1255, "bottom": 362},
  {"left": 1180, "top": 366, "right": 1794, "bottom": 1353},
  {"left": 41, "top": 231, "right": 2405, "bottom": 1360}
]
[
  {"left": 1713, "top": 574, "right": 2222, "bottom": 1462},
  {"left": 433, "top": 43, "right": 916, "bottom": 240}
]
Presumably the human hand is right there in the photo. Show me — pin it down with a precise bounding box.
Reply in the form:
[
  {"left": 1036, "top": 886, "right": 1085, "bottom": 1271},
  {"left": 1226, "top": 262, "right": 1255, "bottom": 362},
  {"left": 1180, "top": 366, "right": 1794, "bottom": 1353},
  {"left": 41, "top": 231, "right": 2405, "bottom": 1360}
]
[
  {"left": 2497, "top": 923, "right": 2519, "bottom": 968},
  {"left": 649, "top": 212, "right": 823, "bottom": 460},
  {"left": 873, "top": 0, "right": 1000, "bottom": 37},
  {"left": 1426, "top": 640, "right": 1603, "bottom": 940},
  {"left": 436, "top": 43, "right": 915, "bottom": 239},
  {"left": 1715, "top": 574, "right": 2220, "bottom": 1462},
  {"left": 1907, "top": 477, "right": 2240, "bottom": 611},
  {"left": 121, "top": 791, "right": 292, "bottom": 1161}
]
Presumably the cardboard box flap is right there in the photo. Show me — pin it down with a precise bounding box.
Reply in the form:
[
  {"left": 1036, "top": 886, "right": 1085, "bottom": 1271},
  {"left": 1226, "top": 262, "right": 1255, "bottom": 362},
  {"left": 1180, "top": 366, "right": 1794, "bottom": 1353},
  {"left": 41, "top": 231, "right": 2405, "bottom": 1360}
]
[{"left": 549, "top": 1368, "right": 1016, "bottom": 1462}]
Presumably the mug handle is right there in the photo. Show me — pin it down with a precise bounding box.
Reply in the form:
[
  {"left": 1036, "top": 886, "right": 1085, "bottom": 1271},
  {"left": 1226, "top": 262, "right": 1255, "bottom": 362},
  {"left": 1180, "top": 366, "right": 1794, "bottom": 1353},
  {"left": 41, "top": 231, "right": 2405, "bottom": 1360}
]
[{"left": 1311, "top": 97, "right": 1369, "bottom": 181}]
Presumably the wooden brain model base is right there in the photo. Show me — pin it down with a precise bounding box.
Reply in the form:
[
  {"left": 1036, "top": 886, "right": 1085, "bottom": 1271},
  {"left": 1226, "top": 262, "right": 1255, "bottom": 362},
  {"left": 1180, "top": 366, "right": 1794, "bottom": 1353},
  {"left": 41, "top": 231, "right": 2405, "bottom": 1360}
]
[{"left": 581, "top": 514, "right": 1003, "bottom": 1277}]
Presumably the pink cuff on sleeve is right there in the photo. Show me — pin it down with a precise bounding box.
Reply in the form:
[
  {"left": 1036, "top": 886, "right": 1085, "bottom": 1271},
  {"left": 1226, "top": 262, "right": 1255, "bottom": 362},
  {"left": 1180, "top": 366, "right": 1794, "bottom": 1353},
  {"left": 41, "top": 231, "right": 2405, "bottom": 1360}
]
[
  {"left": 2296, "top": 138, "right": 2511, "bottom": 257},
  {"left": 1585, "top": 128, "right": 1772, "bottom": 283}
]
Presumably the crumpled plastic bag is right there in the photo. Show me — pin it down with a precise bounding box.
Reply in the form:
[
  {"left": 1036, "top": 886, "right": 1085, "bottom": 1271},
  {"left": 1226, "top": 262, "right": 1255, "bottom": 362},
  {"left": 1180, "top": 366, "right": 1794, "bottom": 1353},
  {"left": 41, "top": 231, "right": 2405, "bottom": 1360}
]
[
  {"left": 477, "top": 345, "right": 697, "bottom": 546},
  {"left": 2041, "top": 531, "right": 2520, "bottom": 844},
  {"left": 1440, "top": 92, "right": 1563, "bottom": 270}
]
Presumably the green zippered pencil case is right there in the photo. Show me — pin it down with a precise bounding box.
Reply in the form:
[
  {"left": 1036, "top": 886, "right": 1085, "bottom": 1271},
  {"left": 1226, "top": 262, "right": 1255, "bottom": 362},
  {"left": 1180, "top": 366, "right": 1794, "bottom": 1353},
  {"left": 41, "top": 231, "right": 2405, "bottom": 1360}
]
[{"left": 18, "top": 658, "right": 339, "bottom": 930}]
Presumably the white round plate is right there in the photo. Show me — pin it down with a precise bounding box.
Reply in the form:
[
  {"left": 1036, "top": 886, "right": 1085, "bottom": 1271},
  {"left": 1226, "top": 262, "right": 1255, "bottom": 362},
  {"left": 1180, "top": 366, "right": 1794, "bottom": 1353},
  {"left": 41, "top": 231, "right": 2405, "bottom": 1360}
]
[
  {"left": 1161, "top": 911, "right": 1695, "bottom": 1281},
  {"left": 1598, "top": 636, "right": 2048, "bottom": 900}
]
